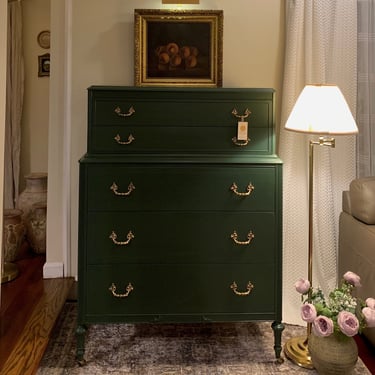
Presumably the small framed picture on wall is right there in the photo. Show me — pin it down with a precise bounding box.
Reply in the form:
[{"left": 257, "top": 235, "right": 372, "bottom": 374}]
[{"left": 38, "top": 53, "right": 50, "bottom": 77}]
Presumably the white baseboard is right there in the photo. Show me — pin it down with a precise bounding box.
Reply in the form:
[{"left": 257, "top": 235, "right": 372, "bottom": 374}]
[{"left": 43, "top": 262, "right": 64, "bottom": 278}]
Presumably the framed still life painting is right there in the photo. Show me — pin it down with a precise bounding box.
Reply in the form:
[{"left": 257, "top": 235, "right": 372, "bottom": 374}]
[{"left": 134, "top": 9, "right": 223, "bottom": 87}]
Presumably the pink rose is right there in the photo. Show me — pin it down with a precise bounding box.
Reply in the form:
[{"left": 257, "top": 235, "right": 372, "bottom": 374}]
[
  {"left": 343, "top": 271, "right": 362, "bottom": 287},
  {"left": 362, "top": 307, "right": 375, "bottom": 327},
  {"left": 337, "top": 311, "right": 359, "bottom": 336},
  {"left": 295, "top": 278, "right": 310, "bottom": 294},
  {"left": 312, "top": 316, "right": 334, "bottom": 337},
  {"left": 301, "top": 303, "right": 317, "bottom": 323},
  {"left": 365, "top": 297, "right": 375, "bottom": 309}
]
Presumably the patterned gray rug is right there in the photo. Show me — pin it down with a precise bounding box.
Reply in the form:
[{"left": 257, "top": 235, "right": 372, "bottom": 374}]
[{"left": 37, "top": 302, "right": 370, "bottom": 375}]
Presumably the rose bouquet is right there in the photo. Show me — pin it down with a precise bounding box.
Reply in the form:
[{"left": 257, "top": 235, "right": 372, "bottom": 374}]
[{"left": 295, "top": 271, "right": 375, "bottom": 338}]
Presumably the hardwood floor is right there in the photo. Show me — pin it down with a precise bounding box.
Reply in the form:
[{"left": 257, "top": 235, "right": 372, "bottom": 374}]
[
  {"left": 0, "top": 246, "right": 374, "bottom": 375},
  {"left": 0, "top": 246, "right": 74, "bottom": 375}
]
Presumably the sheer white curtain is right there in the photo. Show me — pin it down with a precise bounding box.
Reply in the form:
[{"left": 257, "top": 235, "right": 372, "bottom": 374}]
[
  {"left": 4, "top": 0, "right": 24, "bottom": 209},
  {"left": 357, "top": 0, "right": 375, "bottom": 177},
  {"left": 279, "top": 0, "right": 358, "bottom": 324}
]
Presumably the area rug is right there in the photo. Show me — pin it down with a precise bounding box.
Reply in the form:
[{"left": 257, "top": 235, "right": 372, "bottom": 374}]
[{"left": 37, "top": 302, "right": 371, "bottom": 375}]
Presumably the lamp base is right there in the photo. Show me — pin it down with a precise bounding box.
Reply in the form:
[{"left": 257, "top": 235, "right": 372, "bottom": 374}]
[
  {"left": 1, "top": 262, "right": 19, "bottom": 283},
  {"left": 284, "top": 335, "right": 314, "bottom": 369}
]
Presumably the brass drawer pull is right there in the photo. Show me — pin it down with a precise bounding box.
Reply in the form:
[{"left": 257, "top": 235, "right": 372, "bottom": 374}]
[
  {"left": 109, "top": 282, "right": 134, "bottom": 298},
  {"left": 232, "top": 136, "right": 250, "bottom": 146},
  {"left": 110, "top": 182, "right": 135, "bottom": 196},
  {"left": 114, "top": 134, "right": 135, "bottom": 145},
  {"left": 230, "top": 230, "right": 255, "bottom": 245},
  {"left": 109, "top": 230, "right": 134, "bottom": 245},
  {"left": 230, "top": 182, "right": 254, "bottom": 196},
  {"left": 232, "top": 108, "right": 251, "bottom": 121},
  {"left": 114, "top": 106, "right": 135, "bottom": 117},
  {"left": 230, "top": 281, "right": 254, "bottom": 296}
]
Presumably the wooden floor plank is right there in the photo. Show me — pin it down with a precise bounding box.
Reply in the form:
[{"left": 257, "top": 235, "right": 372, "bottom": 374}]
[
  {"left": 0, "top": 253, "right": 45, "bottom": 367},
  {"left": 0, "top": 277, "right": 74, "bottom": 375}
]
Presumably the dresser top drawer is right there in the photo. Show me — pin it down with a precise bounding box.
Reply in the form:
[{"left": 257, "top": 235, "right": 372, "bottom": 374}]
[
  {"left": 87, "top": 86, "right": 276, "bottom": 155},
  {"left": 89, "top": 87, "right": 273, "bottom": 126}
]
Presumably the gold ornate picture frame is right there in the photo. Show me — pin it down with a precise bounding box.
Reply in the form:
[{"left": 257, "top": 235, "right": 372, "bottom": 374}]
[{"left": 134, "top": 9, "right": 223, "bottom": 87}]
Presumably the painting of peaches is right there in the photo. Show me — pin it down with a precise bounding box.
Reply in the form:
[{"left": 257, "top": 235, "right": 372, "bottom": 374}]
[
  {"left": 147, "top": 22, "right": 210, "bottom": 78},
  {"left": 155, "top": 43, "right": 200, "bottom": 72}
]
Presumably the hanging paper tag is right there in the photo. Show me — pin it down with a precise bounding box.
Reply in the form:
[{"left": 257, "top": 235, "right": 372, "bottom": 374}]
[{"left": 237, "top": 121, "right": 248, "bottom": 141}]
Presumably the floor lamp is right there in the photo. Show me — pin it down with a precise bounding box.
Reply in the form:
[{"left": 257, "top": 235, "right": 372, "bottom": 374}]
[{"left": 283, "top": 84, "right": 358, "bottom": 369}]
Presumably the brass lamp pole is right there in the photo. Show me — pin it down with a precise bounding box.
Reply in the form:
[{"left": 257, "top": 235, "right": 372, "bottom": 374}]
[
  {"left": 284, "top": 136, "right": 335, "bottom": 368},
  {"left": 282, "top": 84, "right": 358, "bottom": 369}
]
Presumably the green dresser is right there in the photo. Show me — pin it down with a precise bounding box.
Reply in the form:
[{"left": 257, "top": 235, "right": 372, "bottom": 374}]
[{"left": 77, "top": 86, "right": 284, "bottom": 362}]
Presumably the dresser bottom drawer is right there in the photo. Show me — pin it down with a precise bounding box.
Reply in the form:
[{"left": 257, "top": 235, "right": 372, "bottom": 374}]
[{"left": 81, "top": 263, "right": 277, "bottom": 322}]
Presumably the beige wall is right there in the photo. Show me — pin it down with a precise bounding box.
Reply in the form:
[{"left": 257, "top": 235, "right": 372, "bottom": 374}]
[
  {"left": 20, "top": 0, "right": 50, "bottom": 190},
  {"left": 45, "top": 0, "right": 285, "bottom": 276}
]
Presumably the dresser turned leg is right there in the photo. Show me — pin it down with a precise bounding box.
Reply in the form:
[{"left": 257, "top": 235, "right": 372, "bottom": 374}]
[
  {"left": 271, "top": 321, "right": 285, "bottom": 362},
  {"left": 77, "top": 358, "right": 87, "bottom": 367},
  {"left": 76, "top": 324, "right": 87, "bottom": 365}
]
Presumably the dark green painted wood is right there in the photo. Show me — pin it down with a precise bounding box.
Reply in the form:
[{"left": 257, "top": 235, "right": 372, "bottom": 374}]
[
  {"left": 85, "top": 164, "right": 277, "bottom": 212},
  {"left": 89, "top": 126, "right": 272, "bottom": 155},
  {"left": 80, "top": 153, "right": 283, "bottom": 165},
  {"left": 77, "top": 87, "right": 284, "bottom": 362},
  {"left": 92, "top": 97, "right": 272, "bottom": 127},
  {"left": 86, "top": 211, "right": 276, "bottom": 264},
  {"left": 84, "top": 263, "right": 276, "bottom": 317},
  {"left": 87, "top": 86, "right": 276, "bottom": 155}
]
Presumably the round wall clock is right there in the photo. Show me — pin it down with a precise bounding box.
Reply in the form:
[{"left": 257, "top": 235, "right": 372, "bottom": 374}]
[{"left": 37, "top": 30, "right": 50, "bottom": 49}]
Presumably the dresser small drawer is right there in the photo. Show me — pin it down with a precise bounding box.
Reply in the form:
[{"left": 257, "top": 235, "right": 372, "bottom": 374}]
[
  {"left": 85, "top": 211, "right": 276, "bottom": 264},
  {"left": 88, "top": 125, "right": 271, "bottom": 155},
  {"left": 83, "top": 263, "right": 277, "bottom": 321},
  {"left": 83, "top": 164, "right": 278, "bottom": 212}
]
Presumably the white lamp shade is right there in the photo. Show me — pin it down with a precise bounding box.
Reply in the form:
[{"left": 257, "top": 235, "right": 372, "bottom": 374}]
[{"left": 285, "top": 84, "right": 358, "bottom": 135}]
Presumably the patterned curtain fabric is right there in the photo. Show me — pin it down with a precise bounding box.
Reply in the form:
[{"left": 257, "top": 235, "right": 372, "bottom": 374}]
[
  {"left": 5, "top": 1, "right": 24, "bottom": 209},
  {"left": 357, "top": 0, "right": 375, "bottom": 177},
  {"left": 279, "top": 0, "right": 357, "bottom": 324}
]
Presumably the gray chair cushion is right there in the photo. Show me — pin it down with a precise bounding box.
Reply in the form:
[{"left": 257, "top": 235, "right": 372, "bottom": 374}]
[{"left": 350, "top": 177, "right": 375, "bottom": 224}]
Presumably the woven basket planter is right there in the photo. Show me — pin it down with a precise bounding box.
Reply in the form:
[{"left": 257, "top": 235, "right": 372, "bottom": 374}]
[{"left": 309, "top": 333, "right": 358, "bottom": 375}]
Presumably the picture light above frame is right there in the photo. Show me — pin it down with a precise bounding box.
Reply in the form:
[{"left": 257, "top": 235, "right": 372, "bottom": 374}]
[{"left": 162, "top": 1, "right": 200, "bottom": 4}]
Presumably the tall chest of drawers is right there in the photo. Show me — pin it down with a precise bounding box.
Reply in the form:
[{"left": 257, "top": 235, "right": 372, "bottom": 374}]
[{"left": 77, "top": 86, "right": 284, "bottom": 362}]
